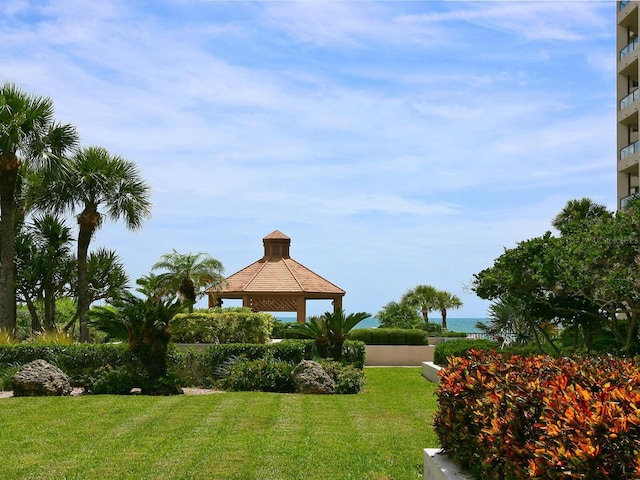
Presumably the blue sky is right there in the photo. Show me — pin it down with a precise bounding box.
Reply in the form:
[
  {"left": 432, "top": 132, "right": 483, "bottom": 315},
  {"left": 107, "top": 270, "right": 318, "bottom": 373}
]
[{"left": 1, "top": 0, "right": 616, "bottom": 318}]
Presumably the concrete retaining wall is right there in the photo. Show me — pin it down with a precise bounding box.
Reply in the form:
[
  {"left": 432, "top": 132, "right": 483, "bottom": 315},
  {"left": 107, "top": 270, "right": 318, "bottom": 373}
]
[{"left": 364, "top": 345, "right": 434, "bottom": 366}]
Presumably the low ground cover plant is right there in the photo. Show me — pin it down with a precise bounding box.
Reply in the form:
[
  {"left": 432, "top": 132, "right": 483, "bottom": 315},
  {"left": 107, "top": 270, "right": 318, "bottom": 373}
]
[{"left": 434, "top": 350, "right": 640, "bottom": 479}]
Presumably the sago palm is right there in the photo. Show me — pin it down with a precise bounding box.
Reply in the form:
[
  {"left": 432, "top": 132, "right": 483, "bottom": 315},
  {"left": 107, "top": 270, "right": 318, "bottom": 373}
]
[
  {"left": 287, "top": 310, "right": 370, "bottom": 359},
  {"left": 89, "top": 291, "right": 187, "bottom": 395}
]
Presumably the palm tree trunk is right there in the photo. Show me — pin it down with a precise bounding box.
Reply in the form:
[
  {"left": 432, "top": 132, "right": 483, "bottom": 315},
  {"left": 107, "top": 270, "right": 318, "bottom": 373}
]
[
  {"left": 0, "top": 159, "right": 18, "bottom": 333},
  {"left": 24, "top": 295, "right": 42, "bottom": 333},
  {"left": 43, "top": 286, "right": 57, "bottom": 331},
  {"left": 77, "top": 209, "right": 97, "bottom": 342},
  {"left": 441, "top": 309, "right": 448, "bottom": 330}
]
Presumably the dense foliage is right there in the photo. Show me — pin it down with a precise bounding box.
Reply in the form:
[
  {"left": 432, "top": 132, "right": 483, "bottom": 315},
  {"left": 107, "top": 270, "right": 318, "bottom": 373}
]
[
  {"left": 473, "top": 198, "right": 640, "bottom": 355},
  {"left": 171, "top": 308, "right": 273, "bottom": 344},
  {"left": 435, "top": 350, "right": 640, "bottom": 479},
  {"left": 348, "top": 328, "right": 429, "bottom": 345},
  {"left": 433, "top": 338, "right": 499, "bottom": 366}
]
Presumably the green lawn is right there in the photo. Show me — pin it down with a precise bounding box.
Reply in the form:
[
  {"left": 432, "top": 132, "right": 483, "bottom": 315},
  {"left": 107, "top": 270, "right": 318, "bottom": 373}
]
[{"left": 0, "top": 367, "right": 439, "bottom": 480}]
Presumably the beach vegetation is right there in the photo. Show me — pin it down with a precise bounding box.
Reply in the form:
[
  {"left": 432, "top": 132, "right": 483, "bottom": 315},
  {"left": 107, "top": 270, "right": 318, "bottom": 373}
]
[
  {"left": 376, "top": 300, "right": 422, "bottom": 329},
  {"left": 171, "top": 307, "right": 273, "bottom": 344}
]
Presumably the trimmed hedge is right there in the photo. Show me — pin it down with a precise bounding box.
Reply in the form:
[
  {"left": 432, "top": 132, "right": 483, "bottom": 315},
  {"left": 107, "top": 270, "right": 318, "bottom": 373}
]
[
  {"left": 0, "top": 344, "right": 132, "bottom": 385},
  {"left": 435, "top": 350, "right": 640, "bottom": 479},
  {"left": 0, "top": 340, "right": 367, "bottom": 392},
  {"left": 348, "top": 328, "right": 429, "bottom": 345},
  {"left": 433, "top": 338, "right": 499, "bottom": 366},
  {"left": 200, "top": 339, "right": 365, "bottom": 370},
  {"left": 171, "top": 307, "right": 273, "bottom": 344}
]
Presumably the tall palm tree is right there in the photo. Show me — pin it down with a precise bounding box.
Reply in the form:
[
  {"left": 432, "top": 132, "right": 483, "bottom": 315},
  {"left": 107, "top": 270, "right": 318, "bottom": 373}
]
[
  {"left": 151, "top": 250, "right": 224, "bottom": 312},
  {"left": 0, "top": 82, "right": 78, "bottom": 332},
  {"left": 401, "top": 285, "right": 439, "bottom": 324},
  {"left": 434, "top": 290, "right": 463, "bottom": 330},
  {"left": 33, "top": 146, "right": 151, "bottom": 341}
]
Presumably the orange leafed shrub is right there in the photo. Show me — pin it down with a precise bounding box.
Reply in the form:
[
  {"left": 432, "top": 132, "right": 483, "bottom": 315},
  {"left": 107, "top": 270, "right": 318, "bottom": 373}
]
[{"left": 434, "top": 350, "right": 640, "bottom": 479}]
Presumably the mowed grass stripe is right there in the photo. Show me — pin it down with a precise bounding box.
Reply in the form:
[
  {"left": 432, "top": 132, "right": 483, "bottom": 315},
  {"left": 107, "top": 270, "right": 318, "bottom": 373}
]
[{"left": 0, "top": 368, "right": 439, "bottom": 480}]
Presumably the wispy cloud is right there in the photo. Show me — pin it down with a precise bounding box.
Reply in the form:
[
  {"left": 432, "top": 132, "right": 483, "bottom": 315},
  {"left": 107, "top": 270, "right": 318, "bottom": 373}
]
[{"left": 0, "top": 0, "right": 617, "bottom": 317}]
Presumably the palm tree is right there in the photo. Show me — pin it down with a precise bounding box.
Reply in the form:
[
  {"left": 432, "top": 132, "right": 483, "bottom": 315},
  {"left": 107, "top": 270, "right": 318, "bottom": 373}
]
[
  {"left": 31, "top": 214, "right": 75, "bottom": 332},
  {"left": 434, "top": 290, "right": 463, "bottom": 330},
  {"left": 32, "top": 146, "right": 151, "bottom": 341},
  {"left": 552, "top": 197, "right": 611, "bottom": 235},
  {"left": 151, "top": 250, "right": 224, "bottom": 312},
  {"left": 401, "top": 285, "right": 439, "bottom": 324},
  {"left": 0, "top": 82, "right": 78, "bottom": 332}
]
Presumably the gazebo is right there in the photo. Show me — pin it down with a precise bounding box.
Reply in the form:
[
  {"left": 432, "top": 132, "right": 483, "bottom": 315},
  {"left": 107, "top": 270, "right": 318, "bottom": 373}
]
[{"left": 206, "top": 230, "right": 345, "bottom": 323}]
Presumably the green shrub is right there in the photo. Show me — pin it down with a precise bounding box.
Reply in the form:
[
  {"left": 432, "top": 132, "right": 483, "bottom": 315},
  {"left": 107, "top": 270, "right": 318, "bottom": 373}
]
[
  {"left": 433, "top": 338, "right": 499, "bottom": 366},
  {"left": 215, "top": 355, "right": 296, "bottom": 392},
  {"left": 0, "top": 344, "right": 132, "bottom": 386},
  {"left": 419, "top": 323, "right": 443, "bottom": 335},
  {"left": 82, "top": 364, "right": 139, "bottom": 395},
  {"left": 348, "top": 328, "right": 429, "bottom": 345},
  {"left": 317, "top": 360, "right": 365, "bottom": 394},
  {"left": 0, "top": 363, "right": 21, "bottom": 391},
  {"left": 171, "top": 307, "right": 273, "bottom": 344},
  {"left": 439, "top": 331, "right": 468, "bottom": 338}
]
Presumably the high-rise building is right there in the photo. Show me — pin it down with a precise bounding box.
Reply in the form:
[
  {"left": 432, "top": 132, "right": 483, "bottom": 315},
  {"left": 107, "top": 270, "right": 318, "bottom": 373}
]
[{"left": 618, "top": 1, "right": 640, "bottom": 208}]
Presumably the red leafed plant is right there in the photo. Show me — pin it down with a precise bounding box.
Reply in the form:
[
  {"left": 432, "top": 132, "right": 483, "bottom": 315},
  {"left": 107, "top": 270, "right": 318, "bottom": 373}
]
[{"left": 434, "top": 350, "right": 640, "bottom": 479}]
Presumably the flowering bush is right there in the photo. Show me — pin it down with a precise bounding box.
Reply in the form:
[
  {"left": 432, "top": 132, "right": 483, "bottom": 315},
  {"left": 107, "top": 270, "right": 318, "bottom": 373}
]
[{"left": 434, "top": 350, "right": 640, "bottom": 479}]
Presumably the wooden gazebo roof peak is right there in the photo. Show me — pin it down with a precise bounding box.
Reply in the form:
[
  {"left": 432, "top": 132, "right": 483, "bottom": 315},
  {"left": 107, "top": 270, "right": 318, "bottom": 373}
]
[{"left": 263, "top": 230, "right": 291, "bottom": 259}]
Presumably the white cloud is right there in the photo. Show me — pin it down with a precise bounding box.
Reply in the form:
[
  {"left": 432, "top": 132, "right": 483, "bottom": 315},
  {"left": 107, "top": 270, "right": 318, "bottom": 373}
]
[{"left": 0, "top": 0, "right": 618, "bottom": 318}]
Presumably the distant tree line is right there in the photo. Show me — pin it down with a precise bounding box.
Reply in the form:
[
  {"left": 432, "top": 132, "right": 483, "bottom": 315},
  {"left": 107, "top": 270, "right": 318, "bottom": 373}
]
[{"left": 377, "top": 284, "right": 463, "bottom": 332}]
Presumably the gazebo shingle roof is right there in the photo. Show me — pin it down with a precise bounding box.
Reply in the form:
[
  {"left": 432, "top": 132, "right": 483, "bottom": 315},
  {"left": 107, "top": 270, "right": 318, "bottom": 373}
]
[{"left": 214, "top": 230, "right": 345, "bottom": 295}]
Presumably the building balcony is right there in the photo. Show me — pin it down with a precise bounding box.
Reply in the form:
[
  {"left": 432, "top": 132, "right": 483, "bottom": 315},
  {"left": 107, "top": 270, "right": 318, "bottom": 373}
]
[
  {"left": 621, "top": 89, "right": 639, "bottom": 111},
  {"left": 622, "top": 0, "right": 631, "bottom": 10},
  {"left": 621, "top": 37, "right": 639, "bottom": 60},
  {"left": 621, "top": 140, "right": 640, "bottom": 160},
  {"left": 621, "top": 192, "right": 640, "bottom": 209}
]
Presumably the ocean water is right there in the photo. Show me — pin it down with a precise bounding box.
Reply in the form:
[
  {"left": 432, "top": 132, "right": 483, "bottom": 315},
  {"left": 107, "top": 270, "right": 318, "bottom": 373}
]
[{"left": 276, "top": 316, "right": 485, "bottom": 333}]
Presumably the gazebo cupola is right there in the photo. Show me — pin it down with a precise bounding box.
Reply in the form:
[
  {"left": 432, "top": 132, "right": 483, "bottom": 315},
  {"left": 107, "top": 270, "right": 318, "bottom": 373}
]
[{"left": 263, "top": 230, "right": 291, "bottom": 258}]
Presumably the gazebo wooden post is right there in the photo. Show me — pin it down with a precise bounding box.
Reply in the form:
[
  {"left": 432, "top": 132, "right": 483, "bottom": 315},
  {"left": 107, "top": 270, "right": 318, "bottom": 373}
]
[
  {"left": 333, "top": 296, "right": 342, "bottom": 313},
  {"left": 296, "top": 296, "right": 306, "bottom": 323}
]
